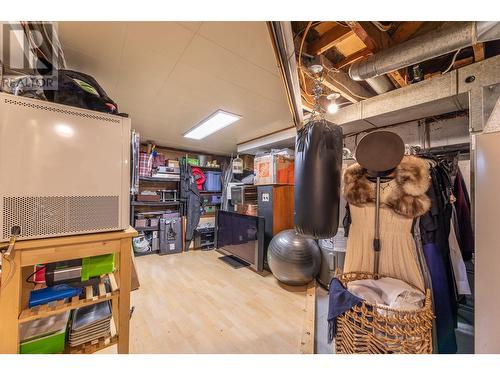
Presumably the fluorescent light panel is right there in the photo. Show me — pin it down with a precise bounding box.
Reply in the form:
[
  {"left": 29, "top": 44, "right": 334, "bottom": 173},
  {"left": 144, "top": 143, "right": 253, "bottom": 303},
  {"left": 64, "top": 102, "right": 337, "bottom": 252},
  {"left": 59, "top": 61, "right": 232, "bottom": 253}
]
[{"left": 184, "top": 110, "right": 241, "bottom": 140}]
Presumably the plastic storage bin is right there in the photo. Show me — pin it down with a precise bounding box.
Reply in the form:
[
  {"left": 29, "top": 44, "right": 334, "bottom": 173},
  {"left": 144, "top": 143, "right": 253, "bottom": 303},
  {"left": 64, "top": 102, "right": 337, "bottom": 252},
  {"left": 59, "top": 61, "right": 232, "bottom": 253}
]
[
  {"left": 81, "top": 253, "right": 115, "bottom": 281},
  {"left": 20, "top": 328, "right": 66, "bottom": 354},
  {"left": 203, "top": 171, "right": 222, "bottom": 192},
  {"left": 20, "top": 311, "right": 69, "bottom": 354},
  {"left": 210, "top": 195, "right": 222, "bottom": 204}
]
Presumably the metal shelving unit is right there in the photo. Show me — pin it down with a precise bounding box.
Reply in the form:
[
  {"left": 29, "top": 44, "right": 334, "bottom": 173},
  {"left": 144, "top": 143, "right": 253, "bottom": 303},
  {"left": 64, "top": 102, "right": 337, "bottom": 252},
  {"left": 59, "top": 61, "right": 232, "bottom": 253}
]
[
  {"left": 139, "top": 176, "right": 180, "bottom": 183},
  {"left": 134, "top": 226, "right": 159, "bottom": 232},
  {"left": 196, "top": 166, "right": 222, "bottom": 172},
  {"left": 131, "top": 201, "right": 181, "bottom": 206},
  {"left": 134, "top": 250, "right": 159, "bottom": 257},
  {"left": 132, "top": 170, "right": 183, "bottom": 257}
]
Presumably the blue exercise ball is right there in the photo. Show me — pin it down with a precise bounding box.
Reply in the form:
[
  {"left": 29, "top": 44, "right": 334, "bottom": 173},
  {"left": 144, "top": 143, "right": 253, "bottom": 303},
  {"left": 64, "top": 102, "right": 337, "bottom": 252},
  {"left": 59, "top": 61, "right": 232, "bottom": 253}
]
[{"left": 267, "top": 229, "right": 321, "bottom": 286}]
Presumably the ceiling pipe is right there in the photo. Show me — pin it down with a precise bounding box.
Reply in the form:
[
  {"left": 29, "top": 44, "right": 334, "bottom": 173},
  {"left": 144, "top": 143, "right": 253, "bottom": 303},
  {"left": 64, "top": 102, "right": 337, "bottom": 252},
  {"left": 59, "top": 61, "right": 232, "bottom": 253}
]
[
  {"left": 365, "top": 75, "right": 395, "bottom": 94},
  {"left": 349, "top": 21, "right": 500, "bottom": 81}
]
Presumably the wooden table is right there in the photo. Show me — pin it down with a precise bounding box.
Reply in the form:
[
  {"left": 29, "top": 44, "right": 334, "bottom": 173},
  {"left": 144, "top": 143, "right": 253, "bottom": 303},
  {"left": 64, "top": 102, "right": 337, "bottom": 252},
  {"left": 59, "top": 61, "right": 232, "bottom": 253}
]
[{"left": 0, "top": 227, "right": 137, "bottom": 354}]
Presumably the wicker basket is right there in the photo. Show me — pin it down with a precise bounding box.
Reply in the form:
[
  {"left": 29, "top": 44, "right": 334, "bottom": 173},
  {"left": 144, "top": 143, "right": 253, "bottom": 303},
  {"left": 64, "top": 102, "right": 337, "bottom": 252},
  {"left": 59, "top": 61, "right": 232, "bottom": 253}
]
[{"left": 335, "top": 271, "right": 434, "bottom": 354}]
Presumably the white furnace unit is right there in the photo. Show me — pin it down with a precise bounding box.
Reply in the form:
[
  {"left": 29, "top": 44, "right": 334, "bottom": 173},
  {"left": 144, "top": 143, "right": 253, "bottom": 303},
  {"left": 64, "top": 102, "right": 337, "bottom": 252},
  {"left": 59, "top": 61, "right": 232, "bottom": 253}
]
[{"left": 0, "top": 93, "right": 131, "bottom": 241}]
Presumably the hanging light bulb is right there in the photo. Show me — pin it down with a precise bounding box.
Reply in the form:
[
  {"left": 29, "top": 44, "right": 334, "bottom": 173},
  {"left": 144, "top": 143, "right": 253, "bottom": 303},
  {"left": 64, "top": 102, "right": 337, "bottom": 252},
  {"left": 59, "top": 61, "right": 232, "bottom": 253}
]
[
  {"left": 327, "top": 102, "right": 339, "bottom": 114},
  {"left": 327, "top": 93, "right": 340, "bottom": 114}
]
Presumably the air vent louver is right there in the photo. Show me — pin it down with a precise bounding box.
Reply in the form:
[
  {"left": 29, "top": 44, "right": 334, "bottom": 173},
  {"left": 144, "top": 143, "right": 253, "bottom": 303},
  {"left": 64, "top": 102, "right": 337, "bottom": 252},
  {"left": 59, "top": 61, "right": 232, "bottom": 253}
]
[
  {"left": 3, "top": 98, "right": 120, "bottom": 123},
  {"left": 3, "top": 196, "right": 120, "bottom": 239}
]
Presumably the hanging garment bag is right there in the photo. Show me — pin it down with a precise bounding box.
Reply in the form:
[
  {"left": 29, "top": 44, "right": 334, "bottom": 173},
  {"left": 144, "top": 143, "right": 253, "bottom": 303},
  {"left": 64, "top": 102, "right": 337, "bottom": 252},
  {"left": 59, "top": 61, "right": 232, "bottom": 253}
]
[{"left": 294, "top": 120, "right": 343, "bottom": 238}]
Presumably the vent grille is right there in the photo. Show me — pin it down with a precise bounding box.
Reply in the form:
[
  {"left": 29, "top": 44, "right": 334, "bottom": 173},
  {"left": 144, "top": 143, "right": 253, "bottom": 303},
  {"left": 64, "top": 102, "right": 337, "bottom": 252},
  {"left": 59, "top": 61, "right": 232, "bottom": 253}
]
[
  {"left": 3, "top": 98, "right": 120, "bottom": 124},
  {"left": 3, "top": 196, "right": 120, "bottom": 239}
]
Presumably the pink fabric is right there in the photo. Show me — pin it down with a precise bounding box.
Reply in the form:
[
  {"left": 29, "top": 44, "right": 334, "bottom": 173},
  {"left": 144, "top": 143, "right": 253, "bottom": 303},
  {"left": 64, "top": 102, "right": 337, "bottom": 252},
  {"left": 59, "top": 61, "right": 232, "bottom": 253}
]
[{"left": 139, "top": 152, "right": 150, "bottom": 177}]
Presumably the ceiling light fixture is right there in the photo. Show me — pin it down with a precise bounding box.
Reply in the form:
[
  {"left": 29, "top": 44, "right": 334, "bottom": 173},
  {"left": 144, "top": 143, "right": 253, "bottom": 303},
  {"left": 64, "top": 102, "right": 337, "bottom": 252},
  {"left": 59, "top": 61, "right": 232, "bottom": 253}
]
[
  {"left": 327, "top": 93, "right": 341, "bottom": 114},
  {"left": 184, "top": 110, "right": 241, "bottom": 140}
]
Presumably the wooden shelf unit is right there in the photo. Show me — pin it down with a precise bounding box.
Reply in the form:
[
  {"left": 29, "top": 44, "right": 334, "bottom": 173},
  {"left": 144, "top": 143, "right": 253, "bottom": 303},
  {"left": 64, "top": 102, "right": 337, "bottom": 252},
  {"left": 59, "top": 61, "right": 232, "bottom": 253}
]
[
  {"left": 66, "top": 335, "right": 118, "bottom": 354},
  {"left": 19, "top": 291, "right": 119, "bottom": 324},
  {"left": 0, "top": 227, "right": 137, "bottom": 354}
]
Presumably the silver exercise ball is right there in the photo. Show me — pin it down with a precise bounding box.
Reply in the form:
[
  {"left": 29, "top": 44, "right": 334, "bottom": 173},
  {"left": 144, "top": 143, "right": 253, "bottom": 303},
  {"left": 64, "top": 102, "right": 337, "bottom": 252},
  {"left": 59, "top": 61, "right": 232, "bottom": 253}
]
[{"left": 267, "top": 229, "right": 321, "bottom": 286}]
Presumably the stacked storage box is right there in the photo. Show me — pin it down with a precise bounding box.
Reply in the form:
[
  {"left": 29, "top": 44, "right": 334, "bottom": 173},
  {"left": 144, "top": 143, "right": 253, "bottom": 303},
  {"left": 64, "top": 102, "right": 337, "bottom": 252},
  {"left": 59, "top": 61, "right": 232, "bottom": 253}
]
[
  {"left": 81, "top": 254, "right": 115, "bottom": 281},
  {"left": 254, "top": 149, "right": 294, "bottom": 185},
  {"left": 20, "top": 311, "right": 70, "bottom": 354}
]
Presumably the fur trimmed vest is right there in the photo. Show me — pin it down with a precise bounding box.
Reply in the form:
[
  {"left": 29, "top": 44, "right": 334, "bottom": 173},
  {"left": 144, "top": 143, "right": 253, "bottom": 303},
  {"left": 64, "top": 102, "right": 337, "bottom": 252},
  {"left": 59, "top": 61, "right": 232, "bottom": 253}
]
[{"left": 343, "top": 156, "right": 431, "bottom": 218}]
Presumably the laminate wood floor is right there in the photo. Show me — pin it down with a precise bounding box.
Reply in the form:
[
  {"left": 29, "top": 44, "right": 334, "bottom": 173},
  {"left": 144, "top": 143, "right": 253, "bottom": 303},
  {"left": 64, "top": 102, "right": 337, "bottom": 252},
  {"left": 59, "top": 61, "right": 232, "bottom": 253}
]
[{"left": 103, "top": 250, "right": 308, "bottom": 353}]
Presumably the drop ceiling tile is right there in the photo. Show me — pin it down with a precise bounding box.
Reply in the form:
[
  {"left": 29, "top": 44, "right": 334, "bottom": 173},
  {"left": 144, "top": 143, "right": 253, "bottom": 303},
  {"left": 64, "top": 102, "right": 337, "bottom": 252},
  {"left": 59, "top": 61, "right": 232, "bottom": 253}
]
[
  {"left": 179, "top": 34, "right": 285, "bottom": 103},
  {"left": 197, "top": 21, "right": 278, "bottom": 75},
  {"left": 154, "top": 62, "right": 291, "bottom": 141},
  {"left": 122, "top": 22, "right": 195, "bottom": 57},
  {"left": 58, "top": 21, "right": 292, "bottom": 154},
  {"left": 175, "top": 22, "right": 203, "bottom": 33},
  {"left": 62, "top": 47, "right": 120, "bottom": 94},
  {"left": 113, "top": 23, "right": 195, "bottom": 112},
  {"left": 155, "top": 63, "right": 251, "bottom": 114},
  {"left": 58, "top": 22, "right": 126, "bottom": 66}
]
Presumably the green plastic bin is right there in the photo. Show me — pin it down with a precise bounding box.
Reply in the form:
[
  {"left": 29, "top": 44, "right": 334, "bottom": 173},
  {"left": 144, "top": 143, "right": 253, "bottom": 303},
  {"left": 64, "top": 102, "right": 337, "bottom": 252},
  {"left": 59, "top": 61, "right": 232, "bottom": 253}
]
[
  {"left": 20, "top": 328, "right": 66, "bottom": 354},
  {"left": 81, "top": 253, "right": 115, "bottom": 281},
  {"left": 182, "top": 156, "right": 200, "bottom": 166}
]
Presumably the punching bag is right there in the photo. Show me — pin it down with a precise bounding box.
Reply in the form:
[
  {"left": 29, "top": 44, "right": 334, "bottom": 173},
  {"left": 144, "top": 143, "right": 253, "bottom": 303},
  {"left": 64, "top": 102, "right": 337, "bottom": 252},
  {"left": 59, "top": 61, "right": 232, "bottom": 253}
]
[{"left": 294, "top": 119, "right": 343, "bottom": 238}]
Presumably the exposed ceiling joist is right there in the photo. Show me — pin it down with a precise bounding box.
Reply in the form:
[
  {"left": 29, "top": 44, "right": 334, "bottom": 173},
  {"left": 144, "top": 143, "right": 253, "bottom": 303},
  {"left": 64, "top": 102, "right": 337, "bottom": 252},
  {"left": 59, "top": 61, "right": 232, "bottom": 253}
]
[
  {"left": 296, "top": 38, "right": 373, "bottom": 104},
  {"left": 308, "top": 26, "right": 353, "bottom": 55},
  {"left": 391, "top": 21, "right": 424, "bottom": 44},
  {"left": 473, "top": 42, "right": 485, "bottom": 62},
  {"left": 334, "top": 47, "right": 372, "bottom": 69},
  {"left": 387, "top": 69, "right": 407, "bottom": 87},
  {"left": 349, "top": 21, "right": 408, "bottom": 87},
  {"left": 350, "top": 21, "right": 391, "bottom": 51},
  {"left": 454, "top": 56, "right": 474, "bottom": 69},
  {"left": 314, "top": 22, "right": 338, "bottom": 35},
  {"left": 318, "top": 55, "right": 373, "bottom": 103}
]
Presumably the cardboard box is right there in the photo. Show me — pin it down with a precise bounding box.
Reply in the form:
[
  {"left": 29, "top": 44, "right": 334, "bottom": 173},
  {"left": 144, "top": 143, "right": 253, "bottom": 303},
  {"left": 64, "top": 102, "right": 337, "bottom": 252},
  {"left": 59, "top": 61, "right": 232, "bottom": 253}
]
[
  {"left": 254, "top": 154, "right": 294, "bottom": 185},
  {"left": 167, "top": 159, "right": 180, "bottom": 168},
  {"left": 135, "top": 218, "right": 147, "bottom": 228},
  {"left": 136, "top": 194, "right": 160, "bottom": 202},
  {"left": 235, "top": 203, "right": 258, "bottom": 216}
]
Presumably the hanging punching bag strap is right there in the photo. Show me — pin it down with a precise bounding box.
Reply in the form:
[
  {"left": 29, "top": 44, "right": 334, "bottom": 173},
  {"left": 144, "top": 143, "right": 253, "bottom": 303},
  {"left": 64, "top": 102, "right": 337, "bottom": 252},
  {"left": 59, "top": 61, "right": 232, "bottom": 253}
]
[{"left": 373, "top": 177, "right": 381, "bottom": 274}]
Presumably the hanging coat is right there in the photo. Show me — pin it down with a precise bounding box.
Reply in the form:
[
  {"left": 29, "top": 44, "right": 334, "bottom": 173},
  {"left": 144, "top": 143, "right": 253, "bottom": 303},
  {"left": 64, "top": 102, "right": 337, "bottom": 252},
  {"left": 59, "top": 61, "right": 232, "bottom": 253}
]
[
  {"left": 180, "top": 158, "right": 202, "bottom": 249},
  {"left": 453, "top": 168, "right": 474, "bottom": 261},
  {"left": 449, "top": 206, "right": 472, "bottom": 295},
  {"left": 419, "top": 159, "right": 458, "bottom": 354}
]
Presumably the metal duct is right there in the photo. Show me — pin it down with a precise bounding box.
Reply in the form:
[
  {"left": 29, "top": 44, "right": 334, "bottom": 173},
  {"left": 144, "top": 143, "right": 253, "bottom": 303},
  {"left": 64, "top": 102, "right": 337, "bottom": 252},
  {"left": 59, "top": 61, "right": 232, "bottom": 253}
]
[
  {"left": 365, "top": 75, "right": 394, "bottom": 94},
  {"left": 350, "top": 22, "right": 500, "bottom": 81}
]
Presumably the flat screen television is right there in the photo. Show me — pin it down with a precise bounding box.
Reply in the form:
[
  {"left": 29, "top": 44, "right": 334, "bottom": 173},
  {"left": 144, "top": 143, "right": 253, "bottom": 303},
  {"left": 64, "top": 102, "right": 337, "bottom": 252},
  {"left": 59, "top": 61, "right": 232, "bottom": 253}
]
[{"left": 216, "top": 210, "right": 265, "bottom": 272}]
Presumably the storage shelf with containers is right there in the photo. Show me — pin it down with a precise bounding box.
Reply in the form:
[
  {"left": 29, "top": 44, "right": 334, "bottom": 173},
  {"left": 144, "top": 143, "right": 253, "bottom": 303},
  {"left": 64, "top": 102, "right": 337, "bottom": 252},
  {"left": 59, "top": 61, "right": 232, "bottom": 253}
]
[
  {"left": 131, "top": 141, "right": 229, "bottom": 254},
  {"left": 184, "top": 153, "right": 225, "bottom": 251},
  {"left": 3, "top": 229, "right": 137, "bottom": 354}
]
